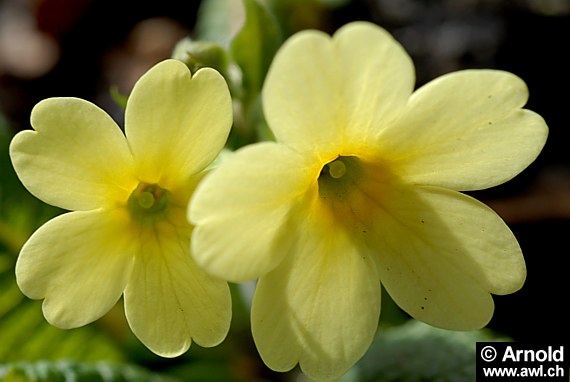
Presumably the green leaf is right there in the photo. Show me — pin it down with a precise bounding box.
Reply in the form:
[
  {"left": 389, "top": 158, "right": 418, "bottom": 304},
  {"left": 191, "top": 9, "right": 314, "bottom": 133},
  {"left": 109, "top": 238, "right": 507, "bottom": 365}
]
[
  {"left": 356, "top": 320, "right": 510, "bottom": 382},
  {"left": 0, "top": 360, "right": 181, "bottom": 382},
  {"left": 316, "top": 0, "right": 352, "bottom": 6},
  {"left": 0, "top": 262, "right": 126, "bottom": 363},
  {"left": 195, "top": 0, "right": 245, "bottom": 47},
  {"left": 223, "top": 0, "right": 281, "bottom": 148},
  {"left": 230, "top": 0, "right": 282, "bottom": 96}
]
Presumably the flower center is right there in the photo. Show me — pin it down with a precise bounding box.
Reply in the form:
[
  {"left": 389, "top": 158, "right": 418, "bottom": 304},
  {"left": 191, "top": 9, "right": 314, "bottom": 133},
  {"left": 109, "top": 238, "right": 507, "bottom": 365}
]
[
  {"left": 327, "top": 160, "right": 346, "bottom": 179},
  {"left": 317, "top": 155, "right": 392, "bottom": 230},
  {"left": 318, "top": 156, "right": 362, "bottom": 199},
  {"left": 127, "top": 182, "right": 171, "bottom": 222}
]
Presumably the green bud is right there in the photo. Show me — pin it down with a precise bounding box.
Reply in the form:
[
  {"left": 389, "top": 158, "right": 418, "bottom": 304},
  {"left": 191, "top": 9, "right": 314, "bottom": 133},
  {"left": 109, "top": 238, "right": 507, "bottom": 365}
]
[{"left": 172, "top": 38, "right": 229, "bottom": 75}]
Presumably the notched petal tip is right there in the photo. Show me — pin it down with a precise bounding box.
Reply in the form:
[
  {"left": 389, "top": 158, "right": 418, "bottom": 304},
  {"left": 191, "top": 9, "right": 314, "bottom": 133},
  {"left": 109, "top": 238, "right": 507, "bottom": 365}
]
[
  {"left": 142, "top": 58, "right": 193, "bottom": 79},
  {"left": 29, "top": 97, "right": 85, "bottom": 127},
  {"left": 251, "top": 215, "right": 381, "bottom": 381},
  {"left": 366, "top": 185, "right": 526, "bottom": 330},
  {"left": 10, "top": 96, "right": 136, "bottom": 211},
  {"left": 126, "top": 58, "right": 232, "bottom": 184},
  {"left": 124, "top": 228, "right": 232, "bottom": 357},
  {"left": 263, "top": 20, "right": 414, "bottom": 153}
]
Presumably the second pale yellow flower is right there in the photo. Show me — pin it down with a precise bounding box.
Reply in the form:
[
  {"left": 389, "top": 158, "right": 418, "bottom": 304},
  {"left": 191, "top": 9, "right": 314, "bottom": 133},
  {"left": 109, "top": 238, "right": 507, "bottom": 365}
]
[{"left": 189, "top": 22, "right": 548, "bottom": 381}]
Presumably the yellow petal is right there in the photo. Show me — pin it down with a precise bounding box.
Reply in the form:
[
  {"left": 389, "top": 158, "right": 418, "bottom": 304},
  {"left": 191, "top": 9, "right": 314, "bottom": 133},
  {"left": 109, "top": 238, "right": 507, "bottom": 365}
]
[
  {"left": 15, "top": 209, "right": 135, "bottom": 329},
  {"left": 190, "top": 142, "right": 314, "bottom": 282},
  {"left": 251, "top": 206, "right": 380, "bottom": 381},
  {"left": 363, "top": 181, "right": 525, "bottom": 330},
  {"left": 381, "top": 70, "right": 548, "bottom": 191},
  {"left": 124, "top": 222, "right": 231, "bottom": 357},
  {"left": 10, "top": 98, "right": 136, "bottom": 211},
  {"left": 125, "top": 59, "right": 232, "bottom": 188},
  {"left": 263, "top": 21, "right": 414, "bottom": 155},
  {"left": 335, "top": 22, "right": 415, "bottom": 150}
]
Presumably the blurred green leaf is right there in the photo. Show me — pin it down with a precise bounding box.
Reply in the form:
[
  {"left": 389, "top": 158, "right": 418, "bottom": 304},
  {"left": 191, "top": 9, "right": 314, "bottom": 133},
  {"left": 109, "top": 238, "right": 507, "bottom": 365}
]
[
  {"left": 355, "top": 320, "right": 510, "bottom": 382},
  {"left": 164, "top": 356, "right": 236, "bottom": 382},
  {"left": 0, "top": 360, "right": 181, "bottom": 382},
  {"left": 192, "top": 0, "right": 284, "bottom": 150},
  {"left": 195, "top": 0, "right": 245, "bottom": 47},
  {"left": 316, "top": 0, "right": 352, "bottom": 6},
  {"left": 0, "top": 293, "right": 125, "bottom": 362},
  {"left": 220, "top": 0, "right": 281, "bottom": 148},
  {"left": 227, "top": 93, "right": 274, "bottom": 149},
  {"left": 109, "top": 86, "right": 128, "bottom": 110},
  {"left": 230, "top": 0, "right": 282, "bottom": 97}
]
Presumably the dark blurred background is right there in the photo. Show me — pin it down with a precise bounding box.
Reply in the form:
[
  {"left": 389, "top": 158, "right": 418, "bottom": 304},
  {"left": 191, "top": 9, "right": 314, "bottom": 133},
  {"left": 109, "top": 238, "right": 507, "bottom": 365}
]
[{"left": 0, "top": 0, "right": 568, "bottom": 364}]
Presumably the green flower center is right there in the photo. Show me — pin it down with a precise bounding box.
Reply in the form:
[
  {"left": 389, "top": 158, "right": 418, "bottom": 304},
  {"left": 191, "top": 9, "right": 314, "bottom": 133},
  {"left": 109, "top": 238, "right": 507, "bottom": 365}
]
[
  {"left": 318, "top": 156, "right": 362, "bottom": 199},
  {"left": 327, "top": 160, "right": 347, "bottom": 179},
  {"left": 127, "top": 182, "right": 171, "bottom": 222}
]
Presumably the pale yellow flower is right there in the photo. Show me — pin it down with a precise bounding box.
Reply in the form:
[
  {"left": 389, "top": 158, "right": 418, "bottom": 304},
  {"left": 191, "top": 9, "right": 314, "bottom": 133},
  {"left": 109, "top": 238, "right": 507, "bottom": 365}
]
[
  {"left": 10, "top": 59, "right": 233, "bottom": 357},
  {"left": 189, "top": 22, "right": 548, "bottom": 380}
]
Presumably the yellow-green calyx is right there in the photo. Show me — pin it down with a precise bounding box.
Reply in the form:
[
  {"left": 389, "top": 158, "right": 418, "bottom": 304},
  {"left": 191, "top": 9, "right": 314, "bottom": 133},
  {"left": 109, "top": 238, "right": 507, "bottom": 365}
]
[
  {"left": 128, "top": 182, "right": 171, "bottom": 222},
  {"left": 318, "top": 156, "right": 362, "bottom": 199}
]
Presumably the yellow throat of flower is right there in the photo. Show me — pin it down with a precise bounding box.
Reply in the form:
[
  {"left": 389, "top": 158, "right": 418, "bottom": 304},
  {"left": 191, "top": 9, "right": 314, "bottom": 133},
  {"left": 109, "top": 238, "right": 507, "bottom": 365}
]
[
  {"left": 317, "top": 155, "right": 390, "bottom": 230},
  {"left": 318, "top": 156, "right": 363, "bottom": 199},
  {"left": 127, "top": 182, "right": 171, "bottom": 223}
]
